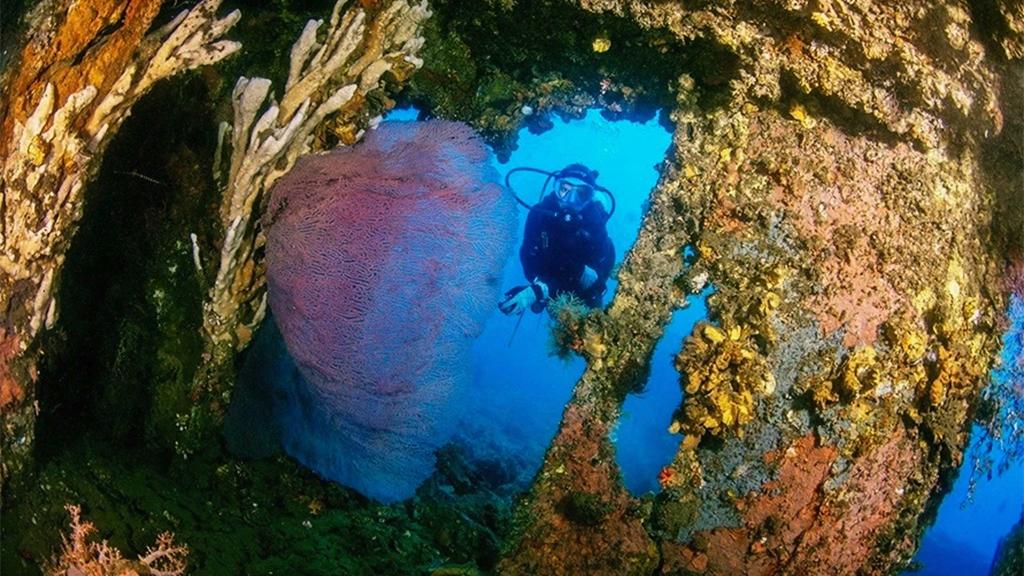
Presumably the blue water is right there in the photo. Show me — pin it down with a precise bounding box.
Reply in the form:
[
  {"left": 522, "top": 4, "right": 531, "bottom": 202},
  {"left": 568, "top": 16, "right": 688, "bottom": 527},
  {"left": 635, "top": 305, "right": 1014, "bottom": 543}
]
[
  {"left": 464, "top": 108, "right": 678, "bottom": 488},
  {"left": 910, "top": 294, "right": 1024, "bottom": 575},
  {"left": 616, "top": 302, "right": 707, "bottom": 494},
  {"left": 911, "top": 430, "right": 1024, "bottom": 575},
  {"left": 386, "top": 107, "right": 1023, "bottom": 573}
]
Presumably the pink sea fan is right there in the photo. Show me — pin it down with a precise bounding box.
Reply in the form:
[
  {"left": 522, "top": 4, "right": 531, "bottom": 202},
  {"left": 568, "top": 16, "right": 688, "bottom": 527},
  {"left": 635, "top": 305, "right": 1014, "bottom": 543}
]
[{"left": 263, "top": 120, "right": 517, "bottom": 502}]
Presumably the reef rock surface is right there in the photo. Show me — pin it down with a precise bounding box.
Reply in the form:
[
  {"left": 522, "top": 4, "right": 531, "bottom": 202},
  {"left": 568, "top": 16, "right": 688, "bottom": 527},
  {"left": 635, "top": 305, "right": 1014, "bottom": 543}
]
[
  {"left": 990, "top": 514, "right": 1024, "bottom": 576},
  {"left": 486, "top": 0, "right": 1021, "bottom": 574}
]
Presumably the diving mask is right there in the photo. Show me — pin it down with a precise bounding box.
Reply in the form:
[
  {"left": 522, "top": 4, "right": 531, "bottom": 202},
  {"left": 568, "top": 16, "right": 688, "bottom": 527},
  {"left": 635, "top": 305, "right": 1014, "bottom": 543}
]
[{"left": 554, "top": 178, "right": 594, "bottom": 209}]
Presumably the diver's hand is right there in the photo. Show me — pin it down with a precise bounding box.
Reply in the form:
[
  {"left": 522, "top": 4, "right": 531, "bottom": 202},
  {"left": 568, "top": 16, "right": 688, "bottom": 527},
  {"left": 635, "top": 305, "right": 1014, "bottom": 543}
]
[
  {"left": 499, "top": 281, "right": 548, "bottom": 315},
  {"left": 579, "top": 265, "right": 598, "bottom": 291}
]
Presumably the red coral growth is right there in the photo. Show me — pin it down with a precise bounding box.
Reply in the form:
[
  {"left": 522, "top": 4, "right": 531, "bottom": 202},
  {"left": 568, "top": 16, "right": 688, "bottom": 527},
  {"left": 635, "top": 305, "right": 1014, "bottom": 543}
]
[
  {"left": 661, "top": 434, "right": 837, "bottom": 575},
  {"left": 657, "top": 465, "right": 675, "bottom": 490},
  {"left": 0, "top": 329, "right": 24, "bottom": 409},
  {"left": 785, "top": 428, "right": 924, "bottom": 572},
  {"left": 1005, "top": 248, "right": 1024, "bottom": 299},
  {"left": 45, "top": 504, "right": 188, "bottom": 576},
  {"left": 762, "top": 124, "right": 907, "bottom": 347},
  {"left": 496, "top": 395, "right": 658, "bottom": 575},
  {"left": 661, "top": 430, "right": 925, "bottom": 575}
]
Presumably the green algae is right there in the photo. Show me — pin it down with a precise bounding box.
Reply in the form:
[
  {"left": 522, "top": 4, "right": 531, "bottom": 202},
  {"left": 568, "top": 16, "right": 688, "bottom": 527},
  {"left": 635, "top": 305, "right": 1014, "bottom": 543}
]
[
  {"left": 1, "top": 435, "right": 513, "bottom": 575},
  {"left": 557, "top": 491, "right": 614, "bottom": 527}
]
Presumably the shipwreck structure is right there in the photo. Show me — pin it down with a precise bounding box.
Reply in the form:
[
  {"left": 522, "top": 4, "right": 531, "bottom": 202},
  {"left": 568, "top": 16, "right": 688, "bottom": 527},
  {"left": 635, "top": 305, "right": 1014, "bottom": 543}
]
[{"left": 1, "top": 0, "right": 1020, "bottom": 573}]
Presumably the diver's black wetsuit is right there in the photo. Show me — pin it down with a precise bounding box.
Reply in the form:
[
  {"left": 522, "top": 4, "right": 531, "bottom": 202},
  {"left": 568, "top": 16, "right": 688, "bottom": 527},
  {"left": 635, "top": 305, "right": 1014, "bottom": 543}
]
[{"left": 520, "top": 193, "right": 615, "bottom": 309}]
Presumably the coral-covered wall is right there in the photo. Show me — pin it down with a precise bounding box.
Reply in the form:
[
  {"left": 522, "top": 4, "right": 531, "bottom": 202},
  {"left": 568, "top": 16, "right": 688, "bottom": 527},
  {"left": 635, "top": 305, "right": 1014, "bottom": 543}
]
[
  {"left": 0, "top": 0, "right": 240, "bottom": 491},
  {"left": 990, "top": 513, "right": 1024, "bottom": 576},
  {"left": 488, "top": 0, "right": 1020, "bottom": 573},
  {"left": 656, "top": 106, "right": 1003, "bottom": 574}
]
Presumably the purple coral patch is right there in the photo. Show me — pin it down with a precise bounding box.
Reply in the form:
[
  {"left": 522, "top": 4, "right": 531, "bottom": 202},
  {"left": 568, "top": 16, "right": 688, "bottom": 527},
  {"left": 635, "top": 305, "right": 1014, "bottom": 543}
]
[{"left": 264, "top": 120, "right": 517, "bottom": 502}]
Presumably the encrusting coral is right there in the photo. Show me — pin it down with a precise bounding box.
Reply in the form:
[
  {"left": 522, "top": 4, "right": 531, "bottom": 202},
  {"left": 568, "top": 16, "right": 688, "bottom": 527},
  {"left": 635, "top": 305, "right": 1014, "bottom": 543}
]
[
  {"left": 547, "top": 293, "right": 596, "bottom": 362},
  {"left": 672, "top": 321, "right": 774, "bottom": 447},
  {"left": 0, "top": 0, "right": 241, "bottom": 491},
  {"left": 991, "top": 0, "right": 1024, "bottom": 59}
]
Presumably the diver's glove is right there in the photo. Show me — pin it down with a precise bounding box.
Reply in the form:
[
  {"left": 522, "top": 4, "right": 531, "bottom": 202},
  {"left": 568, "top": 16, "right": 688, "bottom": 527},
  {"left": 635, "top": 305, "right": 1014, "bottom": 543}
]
[
  {"left": 579, "top": 265, "right": 598, "bottom": 291},
  {"left": 498, "top": 280, "right": 548, "bottom": 316}
]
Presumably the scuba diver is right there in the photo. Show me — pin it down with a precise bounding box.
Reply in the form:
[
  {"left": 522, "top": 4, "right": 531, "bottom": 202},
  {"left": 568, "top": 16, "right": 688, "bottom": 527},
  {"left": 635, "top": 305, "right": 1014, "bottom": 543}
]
[{"left": 498, "top": 163, "right": 616, "bottom": 316}]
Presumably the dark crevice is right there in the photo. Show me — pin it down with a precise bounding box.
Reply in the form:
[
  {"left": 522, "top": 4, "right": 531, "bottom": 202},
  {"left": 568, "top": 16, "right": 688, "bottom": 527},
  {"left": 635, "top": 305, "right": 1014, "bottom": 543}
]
[
  {"left": 736, "top": 2, "right": 994, "bottom": 150},
  {"left": 0, "top": 0, "right": 38, "bottom": 77},
  {"left": 967, "top": 0, "right": 1023, "bottom": 63},
  {"left": 35, "top": 74, "right": 216, "bottom": 463},
  {"left": 980, "top": 58, "right": 1023, "bottom": 286},
  {"left": 71, "top": 17, "right": 126, "bottom": 67},
  {"left": 950, "top": 0, "right": 1022, "bottom": 322}
]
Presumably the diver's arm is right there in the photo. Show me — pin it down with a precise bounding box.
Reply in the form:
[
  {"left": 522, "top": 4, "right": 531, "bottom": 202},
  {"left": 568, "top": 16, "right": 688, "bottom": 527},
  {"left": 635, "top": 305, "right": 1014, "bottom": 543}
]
[{"left": 501, "top": 210, "right": 552, "bottom": 316}]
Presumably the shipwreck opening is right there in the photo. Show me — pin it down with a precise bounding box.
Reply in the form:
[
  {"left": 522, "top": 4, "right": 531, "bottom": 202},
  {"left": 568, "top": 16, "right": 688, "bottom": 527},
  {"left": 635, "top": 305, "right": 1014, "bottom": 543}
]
[
  {"left": 25, "top": 0, "right": 746, "bottom": 479},
  {"left": 448, "top": 105, "right": 681, "bottom": 494},
  {"left": 616, "top": 293, "right": 709, "bottom": 495},
  {"left": 381, "top": 0, "right": 743, "bottom": 498}
]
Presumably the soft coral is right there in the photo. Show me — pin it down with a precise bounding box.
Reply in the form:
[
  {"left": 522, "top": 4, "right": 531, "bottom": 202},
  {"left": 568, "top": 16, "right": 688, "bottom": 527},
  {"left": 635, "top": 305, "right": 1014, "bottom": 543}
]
[{"left": 45, "top": 504, "right": 188, "bottom": 576}]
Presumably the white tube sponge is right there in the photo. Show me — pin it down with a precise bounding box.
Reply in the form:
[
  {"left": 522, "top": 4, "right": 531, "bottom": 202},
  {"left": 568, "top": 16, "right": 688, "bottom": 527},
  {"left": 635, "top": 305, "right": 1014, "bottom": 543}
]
[
  {"left": 0, "top": 0, "right": 241, "bottom": 338},
  {"left": 203, "top": 0, "right": 431, "bottom": 349}
]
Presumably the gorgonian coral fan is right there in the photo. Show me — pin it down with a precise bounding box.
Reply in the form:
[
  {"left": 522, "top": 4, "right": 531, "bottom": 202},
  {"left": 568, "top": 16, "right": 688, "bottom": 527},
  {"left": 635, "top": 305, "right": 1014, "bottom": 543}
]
[{"left": 263, "top": 120, "right": 516, "bottom": 502}]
